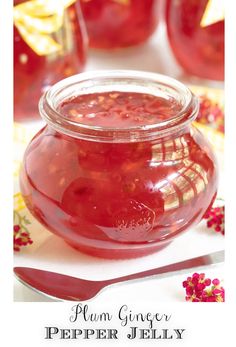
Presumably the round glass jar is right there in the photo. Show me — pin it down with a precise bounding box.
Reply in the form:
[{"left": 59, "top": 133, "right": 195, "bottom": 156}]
[
  {"left": 166, "top": 0, "right": 224, "bottom": 81},
  {"left": 80, "top": 0, "right": 159, "bottom": 49},
  {"left": 14, "top": 0, "right": 88, "bottom": 121},
  {"left": 20, "top": 70, "right": 218, "bottom": 258}
]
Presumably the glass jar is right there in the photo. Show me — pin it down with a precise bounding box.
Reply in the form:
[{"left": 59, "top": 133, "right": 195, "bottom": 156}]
[
  {"left": 20, "top": 70, "right": 218, "bottom": 259},
  {"left": 14, "top": 0, "right": 88, "bottom": 121},
  {"left": 166, "top": 0, "right": 224, "bottom": 81},
  {"left": 80, "top": 0, "right": 159, "bottom": 49}
]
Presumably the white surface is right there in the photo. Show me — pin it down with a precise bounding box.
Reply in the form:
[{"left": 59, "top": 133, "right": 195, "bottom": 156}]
[
  {"left": 14, "top": 22, "right": 224, "bottom": 302},
  {"left": 14, "top": 217, "right": 224, "bottom": 302}
]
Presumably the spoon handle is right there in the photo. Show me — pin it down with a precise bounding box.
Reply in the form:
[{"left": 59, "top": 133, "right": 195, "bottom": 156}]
[{"left": 105, "top": 250, "right": 224, "bottom": 285}]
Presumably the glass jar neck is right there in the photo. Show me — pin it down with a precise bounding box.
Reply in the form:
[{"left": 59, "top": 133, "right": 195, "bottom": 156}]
[{"left": 39, "top": 70, "right": 199, "bottom": 143}]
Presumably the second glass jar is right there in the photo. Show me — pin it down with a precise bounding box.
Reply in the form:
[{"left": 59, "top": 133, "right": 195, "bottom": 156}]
[
  {"left": 80, "top": 0, "right": 159, "bottom": 49},
  {"left": 14, "top": 0, "right": 88, "bottom": 121},
  {"left": 166, "top": 0, "right": 224, "bottom": 81}
]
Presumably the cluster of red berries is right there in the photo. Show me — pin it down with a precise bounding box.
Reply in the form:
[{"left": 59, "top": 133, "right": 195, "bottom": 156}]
[
  {"left": 14, "top": 224, "right": 33, "bottom": 252},
  {"left": 197, "top": 95, "right": 224, "bottom": 133},
  {"left": 204, "top": 206, "right": 225, "bottom": 235},
  {"left": 183, "top": 273, "right": 225, "bottom": 302}
]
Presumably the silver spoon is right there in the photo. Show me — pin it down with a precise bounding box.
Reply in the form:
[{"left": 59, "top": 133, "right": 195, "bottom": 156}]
[{"left": 14, "top": 250, "right": 224, "bottom": 301}]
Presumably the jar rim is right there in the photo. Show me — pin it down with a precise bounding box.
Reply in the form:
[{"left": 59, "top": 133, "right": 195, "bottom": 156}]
[{"left": 39, "top": 70, "right": 199, "bottom": 142}]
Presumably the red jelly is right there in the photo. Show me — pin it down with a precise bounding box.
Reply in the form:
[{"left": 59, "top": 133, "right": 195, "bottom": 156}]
[
  {"left": 166, "top": 0, "right": 224, "bottom": 81},
  {"left": 14, "top": 0, "right": 87, "bottom": 121},
  {"left": 20, "top": 71, "right": 218, "bottom": 258},
  {"left": 80, "top": 0, "right": 159, "bottom": 49}
]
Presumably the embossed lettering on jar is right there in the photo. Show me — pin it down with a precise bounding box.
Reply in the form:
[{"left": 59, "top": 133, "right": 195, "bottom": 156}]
[{"left": 20, "top": 71, "right": 218, "bottom": 258}]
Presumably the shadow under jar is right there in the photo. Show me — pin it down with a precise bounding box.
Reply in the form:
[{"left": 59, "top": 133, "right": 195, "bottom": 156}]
[
  {"left": 20, "top": 70, "right": 218, "bottom": 259},
  {"left": 166, "top": 0, "right": 224, "bottom": 81},
  {"left": 80, "top": 0, "right": 159, "bottom": 49},
  {"left": 14, "top": 0, "right": 87, "bottom": 121}
]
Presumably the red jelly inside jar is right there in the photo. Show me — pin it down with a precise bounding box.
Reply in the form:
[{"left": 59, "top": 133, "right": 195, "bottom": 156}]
[
  {"left": 166, "top": 0, "right": 224, "bottom": 81},
  {"left": 20, "top": 71, "right": 218, "bottom": 258},
  {"left": 14, "top": 0, "right": 87, "bottom": 121},
  {"left": 80, "top": 0, "right": 159, "bottom": 49}
]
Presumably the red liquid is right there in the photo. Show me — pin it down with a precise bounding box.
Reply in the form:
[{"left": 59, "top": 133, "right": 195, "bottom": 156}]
[
  {"left": 14, "top": 0, "right": 87, "bottom": 121},
  {"left": 58, "top": 92, "right": 183, "bottom": 127},
  {"left": 166, "top": 0, "right": 224, "bottom": 81},
  {"left": 80, "top": 0, "right": 159, "bottom": 49},
  {"left": 20, "top": 91, "right": 218, "bottom": 258}
]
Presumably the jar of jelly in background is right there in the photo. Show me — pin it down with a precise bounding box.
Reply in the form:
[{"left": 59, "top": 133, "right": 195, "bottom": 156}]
[
  {"left": 14, "top": 0, "right": 88, "bottom": 122},
  {"left": 20, "top": 70, "right": 218, "bottom": 259},
  {"left": 166, "top": 0, "right": 224, "bottom": 81},
  {"left": 80, "top": 0, "right": 160, "bottom": 49}
]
